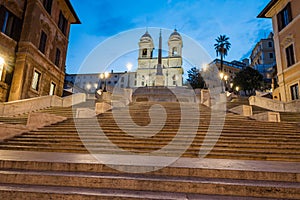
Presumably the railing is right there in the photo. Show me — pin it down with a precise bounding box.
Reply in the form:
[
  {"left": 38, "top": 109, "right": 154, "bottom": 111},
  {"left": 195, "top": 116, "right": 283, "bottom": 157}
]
[
  {"left": 0, "top": 93, "right": 86, "bottom": 117},
  {"left": 249, "top": 96, "right": 300, "bottom": 112}
]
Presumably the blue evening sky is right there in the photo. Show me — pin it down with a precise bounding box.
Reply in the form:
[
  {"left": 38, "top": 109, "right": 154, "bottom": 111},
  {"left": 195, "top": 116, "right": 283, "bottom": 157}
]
[{"left": 66, "top": 0, "right": 272, "bottom": 74}]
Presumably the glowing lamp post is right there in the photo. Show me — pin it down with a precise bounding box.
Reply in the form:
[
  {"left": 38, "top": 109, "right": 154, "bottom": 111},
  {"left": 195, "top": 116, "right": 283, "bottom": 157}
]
[
  {"left": 202, "top": 63, "right": 208, "bottom": 72},
  {"left": 224, "top": 75, "right": 228, "bottom": 91},
  {"left": 236, "top": 86, "right": 240, "bottom": 96},
  {"left": 219, "top": 72, "right": 225, "bottom": 93},
  {"left": 100, "top": 72, "right": 110, "bottom": 92},
  {"left": 126, "top": 63, "right": 132, "bottom": 88}
]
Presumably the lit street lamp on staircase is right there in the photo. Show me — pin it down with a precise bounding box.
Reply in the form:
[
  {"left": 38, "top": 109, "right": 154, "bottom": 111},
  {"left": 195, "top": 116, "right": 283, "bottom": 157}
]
[
  {"left": 126, "top": 63, "right": 132, "bottom": 88},
  {"left": 100, "top": 72, "right": 110, "bottom": 92},
  {"left": 219, "top": 72, "right": 225, "bottom": 93}
]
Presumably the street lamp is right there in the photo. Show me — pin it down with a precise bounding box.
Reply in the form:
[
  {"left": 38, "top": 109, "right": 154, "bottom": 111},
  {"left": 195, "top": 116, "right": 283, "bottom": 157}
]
[
  {"left": 100, "top": 72, "right": 110, "bottom": 92},
  {"left": 236, "top": 86, "right": 240, "bottom": 96},
  {"left": 224, "top": 75, "right": 228, "bottom": 91},
  {"left": 86, "top": 83, "right": 91, "bottom": 91},
  {"left": 219, "top": 72, "right": 225, "bottom": 93},
  {"left": 126, "top": 63, "right": 132, "bottom": 88},
  {"left": 202, "top": 63, "right": 208, "bottom": 72},
  {"left": 126, "top": 63, "right": 132, "bottom": 71}
]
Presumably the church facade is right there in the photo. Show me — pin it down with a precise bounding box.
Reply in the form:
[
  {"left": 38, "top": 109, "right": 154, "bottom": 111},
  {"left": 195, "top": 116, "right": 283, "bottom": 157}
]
[{"left": 136, "top": 29, "right": 183, "bottom": 87}]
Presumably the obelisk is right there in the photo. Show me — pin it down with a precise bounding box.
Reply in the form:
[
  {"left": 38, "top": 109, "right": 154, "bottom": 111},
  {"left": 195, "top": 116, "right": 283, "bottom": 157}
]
[{"left": 155, "top": 29, "right": 165, "bottom": 86}]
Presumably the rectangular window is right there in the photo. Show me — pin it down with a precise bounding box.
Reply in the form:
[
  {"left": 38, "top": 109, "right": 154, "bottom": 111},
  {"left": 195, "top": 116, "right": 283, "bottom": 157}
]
[
  {"left": 39, "top": 31, "right": 47, "bottom": 54},
  {"left": 31, "top": 70, "right": 41, "bottom": 91},
  {"left": 43, "top": 0, "right": 53, "bottom": 15},
  {"left": 291, "top": 84, "right": 299, "bottom": 100},
  {"left": 286, "top": 44, "right": 295, "bottom": 67},
  {"left": 58, "top": 11, "right": 68, "bottom": 35},
  {"left": 55, "top": 48, "right": 61, "bottom": 66},
  {"left": 0, "top": 61, "right": 4, "bottom": 81},
  {"left": 2, "top": 10, "right": 13, "bottom": 36},
  {"left": 277, "top": 3, "right": 292, "bottom": 31},
  {"left": 269, "top": 53, "right": 274, "bottom": 59},
  {"left": 268, "top": 42, "right": 272, "bottom": 47},
  {"left": 49, "top": 82, "right": 56, "bottom": 95},
  {"left": 0, "top": 7, "right": 21, "bottom": 41}
]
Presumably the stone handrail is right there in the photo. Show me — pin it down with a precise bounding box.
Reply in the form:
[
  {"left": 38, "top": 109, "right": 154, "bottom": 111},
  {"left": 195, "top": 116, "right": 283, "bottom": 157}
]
[
  {"left": 0, "top": 93, "right": 86, "bottom": 117},
  {"left": 249, "top": 96, "right": 300, "bottom": 112}
]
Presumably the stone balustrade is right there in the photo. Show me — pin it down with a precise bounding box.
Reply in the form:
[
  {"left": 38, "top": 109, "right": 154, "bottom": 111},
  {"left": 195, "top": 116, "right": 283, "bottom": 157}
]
[
  {"left": 249, "top": 96, "right": 300, "bottom": 112},
  {"left": 0, "top": 93, "right": 86, "bottom": 117}
]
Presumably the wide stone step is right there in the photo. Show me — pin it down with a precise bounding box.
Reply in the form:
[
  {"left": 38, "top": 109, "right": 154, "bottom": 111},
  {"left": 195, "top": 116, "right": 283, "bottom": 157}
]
[
  {"left": 0, "top": 144, "right": 299, "bottom": 161},
  {"left": 0, "top": 150, "right": 298, "bottom": 181},
  {"left": 0, "top": 184, "right": 282, "bottom": 200},
  {"left": 0, "top": 169, "right": 299, "bottom": 199},
  {"left": 3, "top": 138, "right": 300, "bottom": 150},
  {"left": 0, "top": 150, "right": 299, "bottom": 199},
  {"left": 8, "top": 137, "right": 300, "bottom": 147}
]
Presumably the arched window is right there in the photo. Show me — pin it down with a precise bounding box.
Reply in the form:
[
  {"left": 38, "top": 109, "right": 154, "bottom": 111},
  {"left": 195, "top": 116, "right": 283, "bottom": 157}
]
[
  {"left": 172, "top": 47, "right": 178, "bottom": 56},
  {"left": 142, "top": 49, "right": 147, "bottom": 57}
]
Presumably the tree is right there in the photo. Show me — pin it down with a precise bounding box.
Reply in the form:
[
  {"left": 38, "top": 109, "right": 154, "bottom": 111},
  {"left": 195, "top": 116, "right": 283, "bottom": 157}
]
[
  {"left": 233, "top": 67, "right": 263, "bottom": 96},
  {"left": 214, "top": 35, "right": 231, "bottom": 72},
  {"left": 186, "top": 67, "right": 206, "bottom": 89}
]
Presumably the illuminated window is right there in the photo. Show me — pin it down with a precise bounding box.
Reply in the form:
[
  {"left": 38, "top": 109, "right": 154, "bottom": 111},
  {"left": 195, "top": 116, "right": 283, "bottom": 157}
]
[
  {"left": 49, "top": 82, "right": 56, "bottom": 95},
  {"left": 31, "top": 71, "right": 41, "bottom": 91},
  {"left": 0, "top": 65, "right": 3, "bottom": 81}
]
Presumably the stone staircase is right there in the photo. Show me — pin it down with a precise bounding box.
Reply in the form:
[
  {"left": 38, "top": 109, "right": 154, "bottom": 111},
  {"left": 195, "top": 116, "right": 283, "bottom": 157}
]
[
  {"left": 0, "top": 101, "right": 299, "bottom": 199},
  {"left": 0, "top": 150, "right": 299, "bottom": 199}
]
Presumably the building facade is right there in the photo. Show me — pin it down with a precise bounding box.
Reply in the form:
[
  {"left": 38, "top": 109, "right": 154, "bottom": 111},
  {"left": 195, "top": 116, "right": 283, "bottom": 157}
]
[
  {"left": 0, "top": 0, "right": 79, "bottom": 102},
  {"left": 209, "top": 59, "right": 245, "bottom": 89},
  {"left": 64, "top": 71, "right": 136, "bottom": 93},
  {"left": 258, "top": 0, "right": 300, "bottom": 101},
  {"left": 250, "top": 32, "right": 276, "bottom": 87},
  {"left": 136, "top": 29, "right": 183, "bottom": 87}
]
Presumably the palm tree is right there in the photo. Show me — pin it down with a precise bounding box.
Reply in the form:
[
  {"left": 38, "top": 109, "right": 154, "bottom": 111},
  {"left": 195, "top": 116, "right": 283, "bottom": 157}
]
[{"left": 214, "top": 35, "right": 231, "bottom": 92}]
